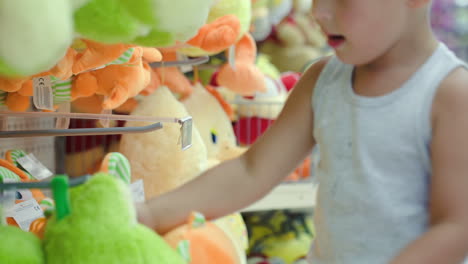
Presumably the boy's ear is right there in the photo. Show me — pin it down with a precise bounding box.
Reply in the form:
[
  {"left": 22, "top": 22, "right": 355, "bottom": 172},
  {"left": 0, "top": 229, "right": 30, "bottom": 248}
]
[{"left": 407, "top": 0, "right": 431, "bottom": 9}]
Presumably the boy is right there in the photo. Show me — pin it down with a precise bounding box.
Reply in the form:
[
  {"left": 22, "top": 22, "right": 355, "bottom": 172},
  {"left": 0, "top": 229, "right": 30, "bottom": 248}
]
[{"left": 138, "top": 0, "right": 468, "bottom": 263}]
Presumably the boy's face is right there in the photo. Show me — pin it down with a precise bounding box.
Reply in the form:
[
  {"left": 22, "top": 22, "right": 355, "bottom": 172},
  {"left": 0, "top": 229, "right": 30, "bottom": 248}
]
[{"left": 312, "top": 0, "right": 417, "bottom": 65}]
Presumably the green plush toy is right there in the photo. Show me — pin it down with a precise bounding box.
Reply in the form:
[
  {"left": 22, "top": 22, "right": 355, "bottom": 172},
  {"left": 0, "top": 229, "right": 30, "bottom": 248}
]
[
  {"left": 43, "top": 173, "right": 187, "bottom": 264},
  {"left": 0, "top": 192, "right": 44, "bottom": 264},
  {"left": 0, "top": 225, "right": 44, "bottom": 264},
  {"left": 74, "top": 0, "right": 213, "bottom": 47},
  {"left": 0, "top": 0, "right": 74, "bottom": 77},
  {"left": 121, "top": 0, "right": 213, "bottom": 44},
  {"left": 74, "top": 0, "right": 147, "bottom": 44}
]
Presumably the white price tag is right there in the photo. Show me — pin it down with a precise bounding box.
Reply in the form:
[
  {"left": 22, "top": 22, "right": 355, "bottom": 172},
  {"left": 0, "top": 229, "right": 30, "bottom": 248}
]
[
  {"left": 179, "top": 117, "right": 193, "bottom": 151},
  {"left": 10, "top": 199, "right": 44, "bottom": 231},
  {"left": 33, "top": 76, "right": 54, "bottom": 110},
  {"left": 176, "top": 52, "right": 194, "bottom": 73},
  {"left": 130, "top": 179, "right": 145, "bottom": 203},
  {"left": 17, "top": 153, "right": 53, "bottom": 180},
  {"left": 228, "top": 45, "right": 236, "bottom": 69}
]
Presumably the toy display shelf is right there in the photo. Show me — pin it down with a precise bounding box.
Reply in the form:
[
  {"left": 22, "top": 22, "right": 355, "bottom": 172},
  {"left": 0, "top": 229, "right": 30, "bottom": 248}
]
[{"left": 241, "top": 180, "right": 317, "bottom": 212}]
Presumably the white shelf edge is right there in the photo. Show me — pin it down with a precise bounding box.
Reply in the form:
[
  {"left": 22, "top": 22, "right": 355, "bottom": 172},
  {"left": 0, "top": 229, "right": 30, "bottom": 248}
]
[{"left": 240, "top": 181, "right": 317, "bottom": 212}]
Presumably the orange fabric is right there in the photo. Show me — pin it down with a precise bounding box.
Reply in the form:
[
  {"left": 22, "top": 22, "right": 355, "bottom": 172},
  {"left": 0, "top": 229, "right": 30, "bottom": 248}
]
[
  {"left": 72, "top": 47, "right": 159, "bottom": 110},
  {"left": 0, "top": 77, "right": 29, "bottom": 93},
  {"left": 187, "top": 15, "right": 242, "bottom": 53},
  {"left": 33, "top": 48, "right": 77, "bottom": 80},
  {"left": 164, "top": 222, "right": 238, "bottom": 264},
  {"left": 285, "top": 157, "right": 311, "bottom": 181},
  {"left": 17, "top": 80, "right": 33, "bottom": 96},
  {"left": 0, "top": 159, "right": 30, "bottom": 181},
  {"left": 47, "top": 48, "right": 77, "bottom": 80},
  {"left": 5, "top": 92, "right": 30, "bottom": 112},
  {"left": 30, "top": 217, "right": 47, "bottom": 239},
  {"left": 72, "top": 39, "right": 132, "bottom": 75},
  {"left": 153, "top": 67, "right": 193, "bottom": 97},
  {"left": 217, "top": 33, "right": 267, "bottom": 96}
]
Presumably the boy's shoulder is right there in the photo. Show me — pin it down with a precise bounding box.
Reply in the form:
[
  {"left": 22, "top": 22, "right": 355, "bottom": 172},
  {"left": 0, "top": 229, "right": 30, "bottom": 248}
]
[
  {"left": 301, "top": 56, "right": 332, "bottom": 87},
  {"left": 433, "top": 66, "right": 468, "bottom": 121}
]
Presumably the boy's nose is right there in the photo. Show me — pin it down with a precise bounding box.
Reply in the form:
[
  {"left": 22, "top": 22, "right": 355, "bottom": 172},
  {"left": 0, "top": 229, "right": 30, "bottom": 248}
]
[{"left": 312, "top": 0, "right": 333, "bottom": 22}]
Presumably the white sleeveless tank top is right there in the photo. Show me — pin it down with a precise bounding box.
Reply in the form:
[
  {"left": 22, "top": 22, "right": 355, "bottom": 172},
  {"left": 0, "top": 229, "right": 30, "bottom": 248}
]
[{"left": 308, "top": 43, "right": 468, "bottom": 263}]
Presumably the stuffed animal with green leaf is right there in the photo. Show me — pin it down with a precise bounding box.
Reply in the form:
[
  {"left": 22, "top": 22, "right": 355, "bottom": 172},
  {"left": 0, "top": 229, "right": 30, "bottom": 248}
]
[{"left": 43, "top": 173, "right": 187, "bottom": 264}]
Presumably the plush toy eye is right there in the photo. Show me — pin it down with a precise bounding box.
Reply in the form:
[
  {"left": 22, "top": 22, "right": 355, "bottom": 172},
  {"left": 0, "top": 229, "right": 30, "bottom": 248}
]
[
  {"left": 210, "top": 129, "right": 218, "bottom": 144},
  {"left": 16, "top": 191, "right": 22, "bottom": 200}
]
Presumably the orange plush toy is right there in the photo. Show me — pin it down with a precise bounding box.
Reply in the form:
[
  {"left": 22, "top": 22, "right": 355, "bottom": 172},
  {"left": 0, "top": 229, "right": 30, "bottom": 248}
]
[
  {"left": 72, "top": 45, "right": 162, "bottom": 110},
  {"left": 147, "top": 49, "right": 194, "bottom": 99},
  {"left": 164, "top": 212, "right": 241, "bottom": 264},
  {"left": 72, "top": 39, "right": 132, "bottom": 75},
  {"left": 215, "top": 33, "right": 266, "bottom": 96},
  {"left": 0, "top": 47, "right": 77, "bottom": 112}
]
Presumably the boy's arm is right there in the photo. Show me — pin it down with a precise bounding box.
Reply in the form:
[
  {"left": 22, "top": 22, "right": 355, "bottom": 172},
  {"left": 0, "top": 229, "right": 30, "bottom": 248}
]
[
  {"left": 390, "top": 68, "right": 468, "bottom": 264},
  {"left": 138, "top": 59, "right": 329, "bottom": 234}
]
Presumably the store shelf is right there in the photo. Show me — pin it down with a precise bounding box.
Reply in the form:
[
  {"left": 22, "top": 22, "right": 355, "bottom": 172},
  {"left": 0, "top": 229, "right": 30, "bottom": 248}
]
[{"left": 241, "top": 181, "right": 317, "bottom": 212}]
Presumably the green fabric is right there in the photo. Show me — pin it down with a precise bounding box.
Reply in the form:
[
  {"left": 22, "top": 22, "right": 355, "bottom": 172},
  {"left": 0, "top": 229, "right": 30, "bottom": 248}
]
[
  {"left": 104, "top": 153, "right": 132, "bottom": 184},
  {"left": 119, "top": 0, "right": 156, "bottom": 25},
  {"left": 74, "top": 0, "right": 142, "bottom": 43},
  {"left": 0, "top": 225, "right": 44, "bottom": 264},
  {"left": 50, "top": 77, "right": 72, "bottom": 105},
  {"left": 132, "top": 29, "right": 174, "bottom": 47},
  {"left": 43, "top": 173, "right": 186, "bottom": 264},
  {"left": 0, "top": 167, "right": 21, "bottom": 182}
]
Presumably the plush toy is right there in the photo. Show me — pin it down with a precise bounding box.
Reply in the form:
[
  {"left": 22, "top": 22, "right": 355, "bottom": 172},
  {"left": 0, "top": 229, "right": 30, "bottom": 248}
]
[
  {"left": 120, "top": 86, "right": 208, "bottom": 198},
  {"left": 251, "top": 0, "right": 293, "bottom": 42},
  {"left": 179, "top": 0, "right": 251, "bottom": 56},
  {"left": 120, "top": 85, "right": 249, "bottom": 263},
  {"left": 245, "top": 210, "right": 314, "bottom": 264},
  {"left": 43, "top": 173, "right": 187, "bottom": 264},
  {"left": 72, "top": 39, "right": 134, "bottom": 75},
  {"left": 0, "top": 47, "right": 77, "bottom": 112},
  {"left": 217, "top": 33, "right": 268, "bottom": 96},
  {"left": 0, "top": 150, "right": 55, "bottom": 236},
  {"left": 259, "top": 0, "right": 326, "bottom": 73},
  {"left": 176, "top": 0, "right": 266, "bottom": 96},
  {"left": 183, "top": 83, "right": 243, "bottom": 161},
  {"left": 73, "top": 0, "right": 212, "bottom": 46},
  {"left": 72, "top": 45, "right": 162, "bottom": 110},
  {"left": 0, "top": 0, "right": 74, "bottom": 77},
  {"left": 164, "top": 212, "right": 240, "bottom": 264},
  {"left": 148, "top": 49, "right": 194, "bottom": 98},
  {"left": 0, "top": 225, "right": 44, "bottom": 264}
]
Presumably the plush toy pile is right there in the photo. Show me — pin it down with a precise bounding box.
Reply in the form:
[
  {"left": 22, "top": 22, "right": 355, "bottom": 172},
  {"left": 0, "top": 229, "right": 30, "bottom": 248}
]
[
  {"left": 0, "top": 154, "right": 189, "bottom": 264},
  {"left": 0, "top": 0, "right": 328, "bottom": 263}
]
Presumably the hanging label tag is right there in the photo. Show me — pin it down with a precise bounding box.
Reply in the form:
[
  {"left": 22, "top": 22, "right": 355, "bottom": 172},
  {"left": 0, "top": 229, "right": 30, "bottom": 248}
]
[
  {"left": 179, "top": 117, "right": 193, "bottom": 151},
  {"left": 130, "top": 179, "right": 145, "bottom": 203},
  {"left": 228, "top": 45, "right": 236, "bottom": 69},
  {"left": 17, "top": 154, "right": 53, "bottom": 180},
  {"left": 56, "top": 102, "right": 71, "bottom": 129},
  {"left": 176, "top": 52, "right": 194, "bottom": 73},
  {"left": 10, "top": 199, "right": 44, "bottom": 231},
  {"left": 33, "top": 76, "right": 54, "bottom": 110},
  {"left": 99, "top": 108, "right": 113, "bottom": 128}
]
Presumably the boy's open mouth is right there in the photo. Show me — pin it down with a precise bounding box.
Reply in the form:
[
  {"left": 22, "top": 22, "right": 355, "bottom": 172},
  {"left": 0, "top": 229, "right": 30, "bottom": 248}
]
[{"left": 327, "top": 35, "right": 346, "bottom": 48}]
